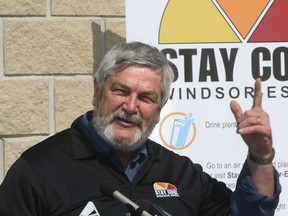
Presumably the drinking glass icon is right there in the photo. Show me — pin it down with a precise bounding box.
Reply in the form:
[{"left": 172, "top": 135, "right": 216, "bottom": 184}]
[{"left": 170, "top": 113, "right": 194, "bottom": 148}]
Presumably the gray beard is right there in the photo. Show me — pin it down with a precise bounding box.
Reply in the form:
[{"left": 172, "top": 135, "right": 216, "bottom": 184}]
[{"left": 91, "top": 107, "right": 156, "bottom": 152}]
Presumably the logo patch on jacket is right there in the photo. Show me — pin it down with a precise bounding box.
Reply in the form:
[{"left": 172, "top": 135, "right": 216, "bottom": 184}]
[{"left": 153, "top": 182, "right": 179, "bottom": 198}]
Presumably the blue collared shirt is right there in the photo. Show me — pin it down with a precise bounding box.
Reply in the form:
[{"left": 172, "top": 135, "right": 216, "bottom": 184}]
[{"left": 230, "top": 161, "right": 281, "bottom": 215}]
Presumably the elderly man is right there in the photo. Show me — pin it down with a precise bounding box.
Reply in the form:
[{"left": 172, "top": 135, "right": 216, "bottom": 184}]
[{"left": 0, "top": 42, "right": 281, "bottom": 215}]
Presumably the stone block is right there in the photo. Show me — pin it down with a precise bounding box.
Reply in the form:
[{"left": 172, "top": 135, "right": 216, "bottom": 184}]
[
  {"left": 105, "top": 19, "right": 126, "bottom": 51},
  {"left": 3, "top": 136, "right": 47, "bottom": 173},
  {"left": 52, "top": 0, "right": 125, "bottom": 16},
  {"left": 0, "top": 78, "right": 49, "bottom": 135},
  {"left": 4, "top": 19, "right": 101, "bottom": 75},
  {"left": 0, "top": 0, "right": 45, "bottom": 16},
  {"left": 55, "top": 76, "right": 94, "bottom": 132}
]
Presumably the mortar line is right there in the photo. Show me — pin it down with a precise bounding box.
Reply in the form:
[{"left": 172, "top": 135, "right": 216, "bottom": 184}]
[
  {"left": 101, "top": 18, "right": 106, "bottom": 58},
  {"left": 49, "top": 77, "right": 56, "bottom": 135},
  {"left": 0, "top": 139, "right": 4, "bottom": 183},
  {"left": 0, "top": 19, "right": 4, "bottom": 78},
  {"left": 46, "top": 0, "right": 52, "bottom": 17}
]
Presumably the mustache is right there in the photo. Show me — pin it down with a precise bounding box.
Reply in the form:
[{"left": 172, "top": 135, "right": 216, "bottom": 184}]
[{"left": 112, "top": 109, "right": 143, "bottom": 127}]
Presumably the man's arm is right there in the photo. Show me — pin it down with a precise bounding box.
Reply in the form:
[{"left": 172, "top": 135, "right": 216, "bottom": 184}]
[
  {"left": 246, "top": 157, "right": 274, "bottom": 195},
  {"left": 0, "top": 157, "right": 48, "bottom": 215},
  {"left": 230, "top": 78, "right": 275, "bottom": 196},
  {"left": 230, "top": 160, "right": 281, "bottom": 216}
]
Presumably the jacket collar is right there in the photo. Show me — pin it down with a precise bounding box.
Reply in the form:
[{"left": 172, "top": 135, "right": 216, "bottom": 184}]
[
  {"left": 70, "top": 112, "right": 101, "bottom": 159},
  {"left": 70, "top": 111, "right": 160, "bottom": 161}
]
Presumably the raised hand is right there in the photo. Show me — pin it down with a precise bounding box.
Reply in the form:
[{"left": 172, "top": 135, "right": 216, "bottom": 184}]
[{"left": 230, "top": 78, "right": 273, "bottom": 156}]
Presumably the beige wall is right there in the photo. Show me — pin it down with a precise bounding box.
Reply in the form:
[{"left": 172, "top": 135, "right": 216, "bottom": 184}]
[{"left": 0, "top": 0, "right": 126, "bottom": 182}]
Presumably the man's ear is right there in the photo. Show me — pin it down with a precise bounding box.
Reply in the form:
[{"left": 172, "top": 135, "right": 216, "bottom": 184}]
[{"left": 92, "top": 79, "right": 99, "bottom": 106}]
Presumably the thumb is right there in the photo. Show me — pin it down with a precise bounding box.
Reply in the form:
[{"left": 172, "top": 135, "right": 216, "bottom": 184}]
[{"left": 230, "top": 100, "right": 242, "bottom": 122}]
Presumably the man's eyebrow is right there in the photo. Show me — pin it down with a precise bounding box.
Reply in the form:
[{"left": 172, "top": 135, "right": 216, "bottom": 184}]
[
  {"left": 110, "top": 81, "right": 130, "bottom": 90},
  {"left": 141, "top": 90, "right": 158, "bottom": 96},
  {"left": 111, "top": 81, "right": 159, "bottom": 98}
]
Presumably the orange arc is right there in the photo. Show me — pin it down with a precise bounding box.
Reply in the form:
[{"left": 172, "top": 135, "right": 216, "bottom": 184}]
[{"left": 159, "top": 112, "right": 196, "bottom": 150}]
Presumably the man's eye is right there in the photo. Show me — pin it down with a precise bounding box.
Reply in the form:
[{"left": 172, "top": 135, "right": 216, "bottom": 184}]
[
  {"left": 113, "top": 88, "right": 128, "bottom": 95},
  {"left": 140, "top": 95, "right": 156, "bottom": 103}
]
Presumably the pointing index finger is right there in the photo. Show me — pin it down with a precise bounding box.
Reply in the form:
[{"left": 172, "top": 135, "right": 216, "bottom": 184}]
[{"left": 252, "top": 78, "right": 263, "bottom": 110}]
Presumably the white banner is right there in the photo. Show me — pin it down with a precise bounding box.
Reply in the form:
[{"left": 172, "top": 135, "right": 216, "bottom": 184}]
[{"left": 126, "top": 0, "right": 288, "bottom": 214}]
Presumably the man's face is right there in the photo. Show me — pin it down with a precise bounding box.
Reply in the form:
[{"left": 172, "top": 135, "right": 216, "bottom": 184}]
[{"left": 92, "top": 65, "right": 162, "bottom": 152}]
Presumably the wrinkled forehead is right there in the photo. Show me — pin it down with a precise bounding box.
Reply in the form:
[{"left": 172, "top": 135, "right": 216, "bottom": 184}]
[{"left": 110, "top": 65, "right": 163, "bottom": 86}]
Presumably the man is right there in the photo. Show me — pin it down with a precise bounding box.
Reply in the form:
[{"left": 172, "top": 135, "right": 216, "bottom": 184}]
[{"left": 0, "top": 42, "right": 281, "bottom": 215}]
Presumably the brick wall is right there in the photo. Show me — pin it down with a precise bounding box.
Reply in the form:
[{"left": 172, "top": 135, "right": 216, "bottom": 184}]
[{"left": 0, "top": 0, "right": 126, "bottom": 182}]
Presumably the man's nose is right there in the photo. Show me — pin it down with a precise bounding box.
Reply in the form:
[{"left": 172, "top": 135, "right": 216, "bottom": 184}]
[{"left": 123, "top": 94, "right": 139, "bottom": 114}]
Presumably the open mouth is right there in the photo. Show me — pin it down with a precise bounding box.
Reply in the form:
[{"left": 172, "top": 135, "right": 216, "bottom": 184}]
[{"left": 115, "top": 116, "right": 141, "bottom": 128}]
